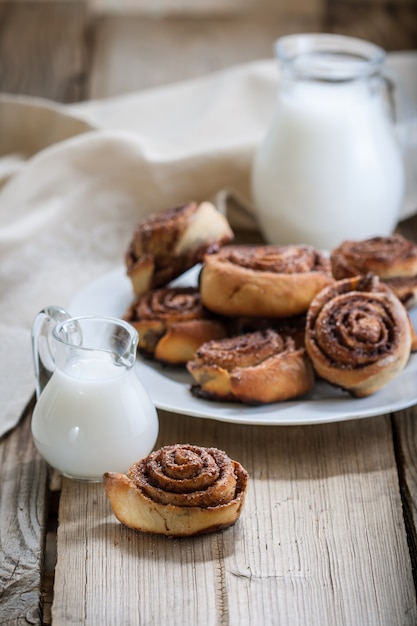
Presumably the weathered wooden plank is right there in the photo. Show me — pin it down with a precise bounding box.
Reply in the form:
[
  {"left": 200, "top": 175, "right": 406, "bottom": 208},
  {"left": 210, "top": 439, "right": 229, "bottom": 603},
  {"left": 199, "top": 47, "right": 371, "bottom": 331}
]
[
  {"left": 393, "top": 408, "right": 417, "bottom": 592},
  {"left": 52, "top": 411, "right": 416, "bottom": 625},
  {"left": 326, "top": 2, "right": 417, "bottom": 51},
  {"left": 0, "top": 407, "right": 49, "bottom": 626},
  {"left": 1, "top": 4, "right": 416, "bottom": 626},
  {"left": 89, "top": 0, "right": 324, "bottom": 17},
  {"left": 53, "top": 10, "right": 417, "bottom": 622},
  {"left": 87, "top": 7, "right": 417, "bottom": 100},
  {"left": 0, "top": 0, "right": 89, "bottom": 102},
  {"left": 87, "top": 13, "right": 323, "bottom": 97},
  {"left": 0, "top": 3, "right": 89, "bottom": 625},
  {"left": 395, "top": 217, "right": 417, "bottom": 589}
]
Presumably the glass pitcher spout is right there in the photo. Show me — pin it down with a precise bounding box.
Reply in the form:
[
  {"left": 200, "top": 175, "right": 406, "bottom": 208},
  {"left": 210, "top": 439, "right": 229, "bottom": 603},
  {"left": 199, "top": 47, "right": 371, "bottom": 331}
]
[{"left": 32, "top": 308, "right": 140, "bottom": 396}]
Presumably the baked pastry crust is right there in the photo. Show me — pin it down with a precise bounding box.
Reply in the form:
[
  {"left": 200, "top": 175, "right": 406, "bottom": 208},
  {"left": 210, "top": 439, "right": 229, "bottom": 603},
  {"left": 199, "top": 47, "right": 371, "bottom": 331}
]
[
  {"left": 409, "top": 313, "right": 417, "bottom": 352},
  {"left": 199, "top": 245, "right": 334, "bottom": 317},
  {"left": 125, "top": 201, "right": 234, "bottom": 296},
  {"left": 330, "top": 235, "right": 417, "bottom": 308},
  {"left": 104, "top": 444, "right": 249, "bottom": 537},
  {"left": 225, "top": 313, "right": 307, "bottom": 349},
  {"left": 187, "top": 329, "right": 314, "bottom": 404},
  {"left": 380, "top": 277, "right": 417, "bottom": 310},
  {"left": 124, "top": 286, "right": 226, "bottom": 364},
  {"left": 305, "top": 274, "right": 412, "bottom": 397}
]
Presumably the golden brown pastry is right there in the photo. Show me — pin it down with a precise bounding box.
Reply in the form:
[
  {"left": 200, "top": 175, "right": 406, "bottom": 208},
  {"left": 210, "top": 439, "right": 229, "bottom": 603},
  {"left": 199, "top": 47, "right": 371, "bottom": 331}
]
[
  {"left": 225, "top": 313, "right": 307, "bottom": 349},
  {"left": 187, "top": 329, "right": 314, "bottom": 404},
  {"left": 330, "top": 235, "right": 417, "bottom": 308},
  {"left": 305, "top": 274, "right": 412, "bottom": 397},
  {"left": 124, "top": 286, "right": 227, "bottom": 365},
  {"left": 104, "top": 444, "right": 249, "bottom": 537},
  {"left": 125, "top": 201, "right": 234, "bottom": 297},
  {"left": 409, "top": 315, "right": 417, "bottom": 352},
  {"left": 199, "top": 244, "right": 334, "bottom": 318}
]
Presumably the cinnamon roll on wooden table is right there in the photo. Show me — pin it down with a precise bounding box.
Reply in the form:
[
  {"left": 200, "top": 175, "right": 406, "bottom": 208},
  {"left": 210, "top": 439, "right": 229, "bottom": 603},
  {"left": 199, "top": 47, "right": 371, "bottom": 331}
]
[
  {"left": 124, "top": 286, "right": 226, "bottom": 364},
  {"left": 330, "top": 234, "right": 417, "bottom": 309},
  {"left": 199, "top": 244, "right": 334, "bottom": 317},
  {"left": 305, "top": 274, "right": 412, "bottom": 397},
  {"left": 104, "top": 444, "right": 249, "bottom": 537}
]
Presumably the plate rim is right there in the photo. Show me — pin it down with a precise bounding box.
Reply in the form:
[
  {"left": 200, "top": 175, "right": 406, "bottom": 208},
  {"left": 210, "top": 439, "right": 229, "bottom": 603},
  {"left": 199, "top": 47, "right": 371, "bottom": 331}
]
[{"left": 69, "top": 265, "right": 417, "bottom": 426}]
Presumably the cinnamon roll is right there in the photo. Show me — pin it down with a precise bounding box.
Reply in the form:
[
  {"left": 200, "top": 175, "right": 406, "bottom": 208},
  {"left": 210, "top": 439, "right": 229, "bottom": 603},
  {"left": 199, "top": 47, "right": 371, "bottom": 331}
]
[
  {"left": 124, "top": 287, "right": 227, "bottom": 365},
  {"left": 103, "top": 444, "right": 249, "bottom": 537},
  {"left": 225, "top": 313, "right": 307, "bottom": 349},
  {"left": 305, "top": 274, "right": 412, "bottom": 397},
  {"left": 125, "top": 201, "right": 234, "bottom": 297},
  {"left": 199, "top": 244, "right": 334, "bottom": 318},
  {"left": 331, "top": 235, "right": 417, "bottom": 308},
  {"left": 187, "top": 329, "right": 314, "bottom": 404}
]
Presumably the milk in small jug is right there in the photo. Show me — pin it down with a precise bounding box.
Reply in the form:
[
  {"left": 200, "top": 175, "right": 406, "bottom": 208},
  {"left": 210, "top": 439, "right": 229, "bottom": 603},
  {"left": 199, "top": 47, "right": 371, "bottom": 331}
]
[{"left": 31, "top": 307, "right": 159, "bottom": 481}]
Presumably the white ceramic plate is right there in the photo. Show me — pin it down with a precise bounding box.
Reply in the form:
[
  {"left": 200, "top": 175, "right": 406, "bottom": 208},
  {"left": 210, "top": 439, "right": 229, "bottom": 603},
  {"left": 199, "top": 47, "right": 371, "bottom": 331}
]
[{"left": 70, "top": 266, "right": 417, "bottom": 426}]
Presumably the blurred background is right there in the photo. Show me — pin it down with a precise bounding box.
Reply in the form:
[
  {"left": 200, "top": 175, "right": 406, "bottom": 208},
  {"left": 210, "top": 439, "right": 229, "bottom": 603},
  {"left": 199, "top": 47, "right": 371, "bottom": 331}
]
[{"left": 0, "top": 0, "right": 416, "bottom": 102}]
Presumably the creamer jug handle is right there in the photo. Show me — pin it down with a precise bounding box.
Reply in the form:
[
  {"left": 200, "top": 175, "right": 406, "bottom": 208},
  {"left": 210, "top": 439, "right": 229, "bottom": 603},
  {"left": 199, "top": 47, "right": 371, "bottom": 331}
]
[{"left": 32, "top": 305, "right": 71, "bottom": 399}]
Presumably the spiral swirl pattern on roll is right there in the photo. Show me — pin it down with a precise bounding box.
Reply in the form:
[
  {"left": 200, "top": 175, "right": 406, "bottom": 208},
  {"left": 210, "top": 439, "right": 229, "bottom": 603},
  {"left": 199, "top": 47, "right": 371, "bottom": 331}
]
[
  {"left": 103, "top": 445, "right": 249, "bottom": 536},
  {"left": 331, "top": 235, "right": 417, "bottom": 280},
  {"left": 312, "top": 294, "right": 394, "bottom": 365},
  {"left": 128, "top": 445, "right": 240, "bottom": 507},
  {"left": 222, "top": 244, "right": 330, "bottom": 274},
  {"left": 305, "top": 274, "right": 412, "bottom": 397},
  {"left": 194, "top": 328, "right": 294, "bottom": 369},
  {"left": 331, "top": 235, "right": 417, "bottom": 309},
  {"left": 187, "top": 329, "right": 314, "bottom": 404},
  {"left": 133, "top": 287, "right": 204, "bottom": 323},
  {"left": 124, "top": 286, "right": 226, "bottom": 364}
]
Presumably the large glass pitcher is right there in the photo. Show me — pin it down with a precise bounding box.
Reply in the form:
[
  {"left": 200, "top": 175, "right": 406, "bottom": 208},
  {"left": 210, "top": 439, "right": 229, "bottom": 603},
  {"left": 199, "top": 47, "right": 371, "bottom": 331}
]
[
  {"left": 252, "top": 33, "right": 407, "bottom": 250},
  {"left": 31, "top": 306, "right": 159, "bottom": 481}
]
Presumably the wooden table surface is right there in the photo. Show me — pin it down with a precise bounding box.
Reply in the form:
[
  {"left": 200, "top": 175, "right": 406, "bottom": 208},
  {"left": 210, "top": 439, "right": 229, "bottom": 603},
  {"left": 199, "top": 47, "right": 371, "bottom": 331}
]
[{"left": 1, "top": 3, "right": 417, "bottom": 625}]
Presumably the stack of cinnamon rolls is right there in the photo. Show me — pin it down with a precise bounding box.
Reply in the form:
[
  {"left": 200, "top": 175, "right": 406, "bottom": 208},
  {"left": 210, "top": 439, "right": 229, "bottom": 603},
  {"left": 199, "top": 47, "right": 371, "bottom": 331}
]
[{"left": 124, "top": 201, "right": 417, "bottom": 404}]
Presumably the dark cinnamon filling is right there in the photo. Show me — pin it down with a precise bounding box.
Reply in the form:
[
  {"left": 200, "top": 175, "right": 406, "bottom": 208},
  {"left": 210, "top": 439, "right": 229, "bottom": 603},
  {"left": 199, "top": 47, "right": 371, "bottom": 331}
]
[
  {"left": 128, "top": 445, "right": 240, "bottom": 508},
  {"left": 310, "top": 293, "right": 397, "bottom": 368},
  {"left": 194, "top": 329, "right": 294, "bottom": 370},
  {"left": 218, "top": 245, "right": 331, "bottom": 275}
]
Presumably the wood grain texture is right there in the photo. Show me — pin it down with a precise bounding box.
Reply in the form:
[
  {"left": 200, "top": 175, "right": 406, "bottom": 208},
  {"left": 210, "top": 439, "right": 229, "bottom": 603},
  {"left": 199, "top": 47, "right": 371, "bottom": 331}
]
[
  {"left": 87, "top": 13, "right": 322, "bottom": 97},
  {"left": 0, "top": 6, "right": 88, "bottom": 623},
  {"left": 0, "top": 2, "right": 417, "bottom": 625},
  {"left": 89, "top": 0, "right": 324, "bottom": 17},
  {"left": 326, "top": 1, "right": 417, "bottom": 50},
  {"left": 87, "top": 7, "right": 417, "bottom": 100},
  {"left": 0, "top": 407, "right": 49, "bottom": 626},
  {"left": 0, "top": 0, "right": 89, "bottom": 101},
  {"left": 393, "top": 407, "right": 417, "bottom": 591},
  {"left": 52, "top": 411, "right": 416, "bottom": 625}
]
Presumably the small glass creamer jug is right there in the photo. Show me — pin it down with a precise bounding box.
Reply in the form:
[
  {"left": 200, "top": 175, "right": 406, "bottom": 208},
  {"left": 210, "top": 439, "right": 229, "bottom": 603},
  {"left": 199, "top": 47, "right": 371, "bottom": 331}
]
[
  {"left": 31, "top": 306, "right": 159, "bottom": 481},
  {"left": 252, "top": 33, "right": 407, "bottom": 250}
]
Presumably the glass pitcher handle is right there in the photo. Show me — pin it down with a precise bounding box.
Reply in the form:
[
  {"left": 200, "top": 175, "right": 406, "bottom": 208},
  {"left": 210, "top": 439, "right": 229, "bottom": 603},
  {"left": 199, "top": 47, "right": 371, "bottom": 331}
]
[
  {"left": 31, "top": 305, "right": 71, "bottom": 399},
  {"left": 381, "top": 69, "right": 415, "bottom": 154}
]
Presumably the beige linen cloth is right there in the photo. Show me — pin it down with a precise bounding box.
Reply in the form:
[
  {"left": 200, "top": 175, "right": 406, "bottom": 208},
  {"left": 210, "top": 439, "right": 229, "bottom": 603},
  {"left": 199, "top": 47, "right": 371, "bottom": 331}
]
[{"left": 1, "top": 53, "right": 416, "bottom": 436}]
